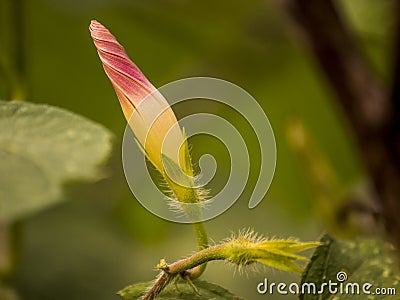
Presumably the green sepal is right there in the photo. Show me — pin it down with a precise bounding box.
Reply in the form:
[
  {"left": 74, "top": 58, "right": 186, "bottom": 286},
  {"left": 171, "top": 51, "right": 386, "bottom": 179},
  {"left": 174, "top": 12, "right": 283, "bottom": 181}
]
[
  {"left": 258, "top": 240, "right": 321, "bottom": 254},
  {"left": 181, "top": 127, "right": 194, "bottom": 177},
  {"left": 226, "top": 237, "right": 319, "bottom": 273},
  {"left": 161, "top": 154, "right": 199, "bottom": 204},
  {"left": 161, "top": 154, "right": 194, "bottom": 189},
  {"left": 257, "top": 258, "right": 304, "bottom": 273},
  {"left": 134, "top": 138, "right": 159, "bottom": 172}
]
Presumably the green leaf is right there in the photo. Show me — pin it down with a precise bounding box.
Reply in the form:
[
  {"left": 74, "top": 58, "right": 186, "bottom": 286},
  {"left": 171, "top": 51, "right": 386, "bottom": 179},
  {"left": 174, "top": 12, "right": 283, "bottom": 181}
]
[
  {"left": 118, "top": 279, "right": 244, "bottom": 300},
  {"left": 0, "top": 101, "right": 113, "bottom": 222},
  {"left": 300, "top": 234, "right": 400, "bottom": 299}
]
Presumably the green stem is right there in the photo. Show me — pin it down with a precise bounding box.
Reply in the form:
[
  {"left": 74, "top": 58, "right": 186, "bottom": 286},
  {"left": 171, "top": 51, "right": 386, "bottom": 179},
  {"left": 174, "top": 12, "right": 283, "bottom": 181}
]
[
  {"left": 160, "top": 243, "right": 228, "bottom": 274},
  {"left": 142, "top": 244, "right": 228, "bottom": 300},
  {"left": 188, "top": 222, "right": 208, "bottom": 279},
  {"left": 0, "top": 223, "right": 20, "bottom": 282},
  {"left": 164, "top": 158, "right": 210, "bottom": 278},
  {"left": 161, "top": 140, "right": 210, "bottom": 279},
  {"left": 192, "top": 222, "right": 208, "bottom": 250},
  {"left": 0, "top": 0, "right": 26, "bottom": 100},
  {"left": 140, "top": 236, "right": 319, "bottom": 300}
]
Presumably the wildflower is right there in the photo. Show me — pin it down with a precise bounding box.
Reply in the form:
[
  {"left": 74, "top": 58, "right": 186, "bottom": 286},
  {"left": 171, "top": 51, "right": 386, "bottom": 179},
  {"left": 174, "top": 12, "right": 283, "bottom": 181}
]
[{"left": 89, "top": 20, "right": 191, "bottom": 177}]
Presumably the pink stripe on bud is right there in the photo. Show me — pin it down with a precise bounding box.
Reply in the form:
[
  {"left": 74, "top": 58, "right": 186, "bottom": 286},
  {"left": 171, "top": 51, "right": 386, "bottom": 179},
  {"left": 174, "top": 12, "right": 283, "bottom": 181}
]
[{"left": 89, "top": 20, "right": 187, "bottom": 175}]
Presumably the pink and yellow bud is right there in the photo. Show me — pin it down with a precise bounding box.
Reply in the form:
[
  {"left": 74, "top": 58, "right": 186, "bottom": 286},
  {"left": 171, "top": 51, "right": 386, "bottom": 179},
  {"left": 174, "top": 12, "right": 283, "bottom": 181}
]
[{"left": 89, "top": 20, "right": 189, "bottom": 176}]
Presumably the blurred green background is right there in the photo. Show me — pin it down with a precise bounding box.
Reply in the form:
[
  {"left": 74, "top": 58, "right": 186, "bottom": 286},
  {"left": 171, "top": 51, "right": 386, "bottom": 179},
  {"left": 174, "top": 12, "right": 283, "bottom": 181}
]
[{"left": 0, "top": 0, "right": 394, "bottom": 299}]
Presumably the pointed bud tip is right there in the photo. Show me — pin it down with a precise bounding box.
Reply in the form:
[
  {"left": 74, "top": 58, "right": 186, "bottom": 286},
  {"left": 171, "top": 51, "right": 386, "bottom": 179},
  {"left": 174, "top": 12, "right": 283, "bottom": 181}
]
[
  {"left": 89, "top": 19, "right": 100, "bottom": 30},
  {"left": 89, "top": 20, "right": 109, "bottom": 37}
]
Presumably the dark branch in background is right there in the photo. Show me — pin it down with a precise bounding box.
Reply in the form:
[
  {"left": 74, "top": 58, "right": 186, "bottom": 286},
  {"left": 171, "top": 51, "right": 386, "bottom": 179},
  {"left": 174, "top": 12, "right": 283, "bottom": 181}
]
[
  {"left": 280, "top": 0, "right": 400, "bottom": 249},
  {"left": 391, "top": 2, "right": 400, "bottom": 167}
]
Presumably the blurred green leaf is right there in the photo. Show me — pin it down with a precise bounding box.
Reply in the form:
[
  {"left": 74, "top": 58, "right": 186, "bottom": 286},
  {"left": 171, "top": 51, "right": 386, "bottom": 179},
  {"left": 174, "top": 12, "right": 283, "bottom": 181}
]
[
  {"left": 301, "top": 234, "right": 400, "bottom": 299},
  {"left": 118, "top": 279, "right": 244, "bottom": 300},
  {"left": 0, "top": 101, "right": 113, "bottom": 222}
]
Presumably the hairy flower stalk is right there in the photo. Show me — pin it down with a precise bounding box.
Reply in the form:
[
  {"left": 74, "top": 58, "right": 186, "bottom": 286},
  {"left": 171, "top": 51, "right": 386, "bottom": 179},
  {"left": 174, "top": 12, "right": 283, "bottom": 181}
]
[
  {"left": 118, "top": 231, "right": 320, "bottom": 300},
  {"left": 89, "top": 20, "right": 208, "bottom": 274},
  {"left": 158, "top": 235, "right": 320, "bottom": 273}
]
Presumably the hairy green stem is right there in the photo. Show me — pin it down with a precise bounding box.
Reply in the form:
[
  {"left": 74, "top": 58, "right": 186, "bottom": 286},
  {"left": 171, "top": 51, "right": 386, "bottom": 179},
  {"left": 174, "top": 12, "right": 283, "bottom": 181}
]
[
  {"left": 166, "top": 170, "right": 210, "bottom": 278},
  {"left": 193, "top": 222, "right": 208, "bottom": 250},
  {"left": 139, "top": 236, "right": 319, "bottom": 300},
  {"left": 142, "top": 244, "right": 227, "bottom": 300},
  {"left": 188, "top": 221, "right": 208, "bottom": 279},
  {"left": 161, "top": 243, "right": 228, "bottom": 274}
]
